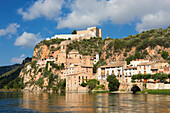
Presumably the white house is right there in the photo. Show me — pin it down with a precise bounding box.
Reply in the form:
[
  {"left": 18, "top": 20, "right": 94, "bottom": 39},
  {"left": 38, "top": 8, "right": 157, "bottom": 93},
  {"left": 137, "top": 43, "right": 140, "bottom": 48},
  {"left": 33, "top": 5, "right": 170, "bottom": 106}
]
[
  {"left": 129, "top": 59, "right": 150, "bottom": 67},
  {"left": 98, "top": 61, "right": 126, "bottom": 81},
  {"left": 137, "top": 62, "right": 153, "bottom": 74}
]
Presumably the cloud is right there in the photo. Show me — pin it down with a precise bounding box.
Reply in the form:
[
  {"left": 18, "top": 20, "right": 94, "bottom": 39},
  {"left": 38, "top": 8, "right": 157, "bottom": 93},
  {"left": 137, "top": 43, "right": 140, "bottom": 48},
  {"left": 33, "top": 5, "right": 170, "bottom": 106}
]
[
  {"left": 57, "top": 0, "right": 170, "bottom": 31},
  {"left": 136, "top": 11, "right": 170, "bottom": 32},
  {"left": 0, "top": 23, "right": 20, "bottom": 37},
  {"left": 11, "top": 54, "right": 25, "bottom": 64},
  {"left": 18, "top": 0, "right": 64, "bottom": 20},
  {"left": 14, "top": 32, "right": 43, "bottom": 48}
]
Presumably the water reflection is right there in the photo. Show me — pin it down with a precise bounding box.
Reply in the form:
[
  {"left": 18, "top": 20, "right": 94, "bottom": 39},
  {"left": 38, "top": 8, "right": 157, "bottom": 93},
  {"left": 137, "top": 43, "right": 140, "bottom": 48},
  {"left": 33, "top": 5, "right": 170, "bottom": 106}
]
[{"left": 0, "top": 92, "right": 170, "bottom": 112}]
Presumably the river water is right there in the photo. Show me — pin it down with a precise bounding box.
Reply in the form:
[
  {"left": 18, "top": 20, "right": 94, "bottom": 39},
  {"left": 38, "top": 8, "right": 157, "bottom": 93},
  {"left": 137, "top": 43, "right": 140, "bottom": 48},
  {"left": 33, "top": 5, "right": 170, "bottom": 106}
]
[{"left": 0, "top": 92, "right": 170, "bottom": 113}]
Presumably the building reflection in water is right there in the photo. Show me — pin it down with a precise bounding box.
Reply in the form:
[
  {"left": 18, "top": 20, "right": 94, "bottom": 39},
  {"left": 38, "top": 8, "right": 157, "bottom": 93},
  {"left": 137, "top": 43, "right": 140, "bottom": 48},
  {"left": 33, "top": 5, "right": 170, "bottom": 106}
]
[{"left": 20, "top": 93, "right": 170, "bottom": 113}]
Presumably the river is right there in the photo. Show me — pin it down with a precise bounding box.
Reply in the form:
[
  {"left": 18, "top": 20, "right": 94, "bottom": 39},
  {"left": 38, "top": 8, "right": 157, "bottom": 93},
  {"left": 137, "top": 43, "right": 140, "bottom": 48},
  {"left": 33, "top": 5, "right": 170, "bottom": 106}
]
[{"left": 0, "top": 92, "right": 170, "bottom": 113}]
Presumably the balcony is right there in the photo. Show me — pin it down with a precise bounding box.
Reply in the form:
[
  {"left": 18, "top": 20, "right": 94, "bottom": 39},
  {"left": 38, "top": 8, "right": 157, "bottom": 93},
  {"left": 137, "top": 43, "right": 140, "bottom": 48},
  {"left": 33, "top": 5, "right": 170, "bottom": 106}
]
[{"left": 101, "top": 72, "right": 105, "bottom": 75}]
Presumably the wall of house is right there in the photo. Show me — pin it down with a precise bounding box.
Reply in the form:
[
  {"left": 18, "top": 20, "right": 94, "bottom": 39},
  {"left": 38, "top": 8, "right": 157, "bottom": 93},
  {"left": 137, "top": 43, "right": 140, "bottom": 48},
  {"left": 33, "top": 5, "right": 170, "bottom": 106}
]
[
  {"left": 66, "top": 74, "right": 89, "bottom": 91},
  {"left": 147, "top": 83, "right": 170, "bottom": 89},
  {"left": 81, "top": 67, "right": 93, "bottom": 77},
  {"left": 124, "top": 69, "right": 138, "bottom": 77},
  {"left": 137, "top": 65, "right": 152, "bottom": 74}
]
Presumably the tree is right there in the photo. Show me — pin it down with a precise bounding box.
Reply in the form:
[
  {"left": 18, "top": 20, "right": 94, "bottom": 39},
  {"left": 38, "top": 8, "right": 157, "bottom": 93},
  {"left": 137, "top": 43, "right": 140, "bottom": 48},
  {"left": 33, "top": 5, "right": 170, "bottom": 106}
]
[
  {"left": 81, "top": 82, "right": 87, "bottom": 87},
  {"left": 72, "top": 30, "right": 77, "bottom": 34},
  {"left": 143, "top": 74, "right": 151, "bottom": 80},
  {"left": 161, "top": 51, "right": 169, "bottom": 60},
  {"left": 107, "top": 75, "right": 120, "bottom": 91},
  {"left": 143, "top": 74, "right": 151, "bottom": 83},
  {"left": 48, "top": 73, "right": 54, "bottom": 87},
  {"left": 87, "top": 79, "right": 98, "bottom": 90},
  {"left": 56, "top": 79, "right": 66, "bottom": 91},
  {"left": 157, "top": 73, "right": 168, "bottom": 82}
]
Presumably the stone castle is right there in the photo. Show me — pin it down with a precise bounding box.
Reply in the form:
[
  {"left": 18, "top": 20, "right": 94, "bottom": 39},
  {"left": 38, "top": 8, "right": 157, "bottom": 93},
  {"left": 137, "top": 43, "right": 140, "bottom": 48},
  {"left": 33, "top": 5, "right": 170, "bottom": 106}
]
[{"left": 46, "top": 27, "right": 102, "bottom": 41}]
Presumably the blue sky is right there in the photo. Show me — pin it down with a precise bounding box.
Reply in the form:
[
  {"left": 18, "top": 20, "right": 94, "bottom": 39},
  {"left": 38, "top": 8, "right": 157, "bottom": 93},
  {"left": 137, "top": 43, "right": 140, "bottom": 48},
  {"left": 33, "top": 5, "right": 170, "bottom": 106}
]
[{"left": 0, "top": 0, "right": 170, "bottom": 66}]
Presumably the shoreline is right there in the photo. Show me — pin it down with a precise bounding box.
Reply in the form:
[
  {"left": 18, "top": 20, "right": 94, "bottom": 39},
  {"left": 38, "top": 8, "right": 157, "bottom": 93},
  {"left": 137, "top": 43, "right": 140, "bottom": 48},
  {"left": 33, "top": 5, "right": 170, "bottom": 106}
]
[
  {"left": 1, "top": 89, "right": 170, "bottom": 95},
  {"left": 137, "top": 89, "right": 170, "bottom": 95}
]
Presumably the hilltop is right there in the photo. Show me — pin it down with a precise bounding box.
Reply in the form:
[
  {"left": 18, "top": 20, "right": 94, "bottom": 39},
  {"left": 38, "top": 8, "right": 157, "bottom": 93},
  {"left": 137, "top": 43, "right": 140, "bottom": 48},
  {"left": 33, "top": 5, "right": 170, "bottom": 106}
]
[
  {"left": 33, "top": 26, "right": 170, "bottom": 64},
  {"left": 0, "top": 26, "right": 169, "bottom": 92}
]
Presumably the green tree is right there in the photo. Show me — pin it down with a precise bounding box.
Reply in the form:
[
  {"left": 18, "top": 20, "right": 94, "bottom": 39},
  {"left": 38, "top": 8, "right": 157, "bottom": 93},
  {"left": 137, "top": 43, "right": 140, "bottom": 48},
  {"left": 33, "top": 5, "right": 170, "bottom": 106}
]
[
  {"left": 72, "top": 30, "right": 77, "bottom": 34},
  {"left": 107, "top": 75, "right": 120, "bottom": 91},
  {"left": 87, "top": 79, "right": 98, "bottom": 91},
  {"left": 48, "top": 73, "right": 54, "bottom": 87},
  {"left": 143, "top": 74, "right": 151, "bottom": 80},
  {"left": 161, "top": 51, "right": 169, "bottom": 59},
  {"left": 81, "top": 81, "right": 87, "bottom": 87},
  {"left": 56, "top": 79, "right": 66, "bottom": 91}
]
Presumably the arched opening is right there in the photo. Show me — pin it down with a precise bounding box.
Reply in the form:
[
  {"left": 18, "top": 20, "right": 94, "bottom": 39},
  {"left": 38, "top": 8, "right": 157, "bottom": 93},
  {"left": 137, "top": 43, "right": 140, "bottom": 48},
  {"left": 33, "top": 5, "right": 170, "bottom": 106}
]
[{"left": 131, "top": 85, "right": 141, "bottom": 94}]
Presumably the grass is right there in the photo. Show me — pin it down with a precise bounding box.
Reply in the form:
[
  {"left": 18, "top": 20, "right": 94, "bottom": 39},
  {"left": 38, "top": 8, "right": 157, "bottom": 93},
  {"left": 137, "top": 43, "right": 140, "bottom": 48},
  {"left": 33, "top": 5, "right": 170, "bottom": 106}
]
[{"left": 138, "top": 89, "right": 170, "bottom": 95}]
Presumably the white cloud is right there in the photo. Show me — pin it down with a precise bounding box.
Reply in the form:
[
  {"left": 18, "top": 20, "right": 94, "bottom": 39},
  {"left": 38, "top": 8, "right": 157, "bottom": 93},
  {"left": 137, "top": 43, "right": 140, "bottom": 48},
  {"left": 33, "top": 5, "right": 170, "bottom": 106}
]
[
  {"left": 14, "top": 32, "right": 43, "bottom": 48},
  {"left": 11, "top": 54, "right": 25, "bottom": 64},
  {"left": 57, "top": 0, "right": 170, "bottom": 31},
  {"left": 0, "top": 23, "right": 20, "bottom": 37},
  {"left": 18, "top": 0, "right": 64, "bottom": 20},
  {"left": 136, "top": 11, "right": 170, "bottom": 32}
]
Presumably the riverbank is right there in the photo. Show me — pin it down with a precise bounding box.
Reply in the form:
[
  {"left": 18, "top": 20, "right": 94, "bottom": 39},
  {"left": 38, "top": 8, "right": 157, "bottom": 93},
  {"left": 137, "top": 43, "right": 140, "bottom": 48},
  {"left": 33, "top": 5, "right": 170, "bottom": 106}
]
[
  {"left": 0, "top": 89, "right": 22, "bottom": 92},
  {"left": 137, "top": 89, "right": 170, "bottom": 95}
]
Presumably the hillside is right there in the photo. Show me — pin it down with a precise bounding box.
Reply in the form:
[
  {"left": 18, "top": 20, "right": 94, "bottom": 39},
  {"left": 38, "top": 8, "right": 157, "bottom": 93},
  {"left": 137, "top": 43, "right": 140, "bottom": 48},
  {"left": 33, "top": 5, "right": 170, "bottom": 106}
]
[
  {"left": 0, "top": 64, "right": 21, "bottom": 76},
  {"left": 0, "top": 66, "right": 23, "bottom": 89},
  {"left": 66, "top": 26, "right": 170, "bottom": 64},
  {"left": 32, "top": 26, "right": 170, "bottom": 64},
  {"left": 14, "top": 26, "right": 169, "bottom": 92},
  {"left": 0, "top": 57, "right": 32, "bottom": 90}
]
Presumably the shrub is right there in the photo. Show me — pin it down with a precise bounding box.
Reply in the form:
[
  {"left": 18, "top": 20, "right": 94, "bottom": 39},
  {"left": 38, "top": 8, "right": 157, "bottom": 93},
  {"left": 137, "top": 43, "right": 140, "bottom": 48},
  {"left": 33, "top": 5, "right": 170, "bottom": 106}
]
[
  {"left": 87, "top": 79, "right": 98, "bottom": 91},
  {"left": 161, "top": 51, "right": 169, "bottom": 60},
  {"left": 81, "top": 82, "right": 87, "bottom": 87},
  {"left": 72, "top": 30, "right": 77, "bottom": 34},
  {"left": 107, "top": 75, "right": 120, "bottom": 91}
]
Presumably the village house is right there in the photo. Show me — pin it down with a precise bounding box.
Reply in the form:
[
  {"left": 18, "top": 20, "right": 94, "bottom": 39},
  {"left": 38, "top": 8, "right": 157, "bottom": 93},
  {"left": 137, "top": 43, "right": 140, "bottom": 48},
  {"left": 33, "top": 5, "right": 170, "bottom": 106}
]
[
  {"left": 97, "top": 61, "right": 127, "bottom": 82},
  {"left": 124, "top": 59, "right": 151, "bottom": 83},
  {"left": 36, "top": 57, "right": 56, "bottom": 68},
  {"left": 151, "top": 60, "right": 170, "bottom": 74},
  {"left": 137, "top": 62, "right": 153, "bottom": 74},
  {"left": 124, "top": 67, "right": 138, "bottom": 83},
  {"left": 66, "top": 73, "right": 90, "bottom": 92},
  {"left": 67, "top": 49, "right": 82, "bottom": 64},
  {"left": 59, "top": 63, "right": 93, "bottom": 79}
]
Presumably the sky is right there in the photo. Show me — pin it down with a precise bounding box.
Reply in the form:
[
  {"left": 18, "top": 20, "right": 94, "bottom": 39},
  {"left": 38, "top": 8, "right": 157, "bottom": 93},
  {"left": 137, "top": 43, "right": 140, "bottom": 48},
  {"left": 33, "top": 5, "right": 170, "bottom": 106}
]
[{"left": 0, "top": 0, "right": 170, "bottom": 66}]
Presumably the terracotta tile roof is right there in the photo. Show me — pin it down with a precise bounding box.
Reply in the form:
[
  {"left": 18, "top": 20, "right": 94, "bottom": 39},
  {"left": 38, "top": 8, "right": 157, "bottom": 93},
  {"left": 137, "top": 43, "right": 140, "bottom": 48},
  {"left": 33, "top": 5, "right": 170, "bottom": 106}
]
[
  {"left": 100, "top": 62, "right": 124, "bottom": 68},
  {"left": 124, "top": 67, "right": 137, "bottom": 69},
  {"left": 66, "top": 73, "right": 90, "bottom": 76},
  {"left": 66, "top": 73, "right": 82, "bottom": 76},
  {"left": 69, "top": 49, "right": 79, "bottom": 54},
  {"left": 137, "top": 62, "right": 153, "bottom": 66},
  {"left": 81, "top": 65, "right": 93, "bottom": 68}
]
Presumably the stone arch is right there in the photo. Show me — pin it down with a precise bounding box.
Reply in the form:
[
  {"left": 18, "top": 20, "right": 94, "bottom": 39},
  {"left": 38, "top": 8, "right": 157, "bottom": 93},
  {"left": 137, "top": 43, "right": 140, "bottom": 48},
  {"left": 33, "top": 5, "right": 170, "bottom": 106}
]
[{"left": 131, "top": 85, "right": 141, "bottom": 94}]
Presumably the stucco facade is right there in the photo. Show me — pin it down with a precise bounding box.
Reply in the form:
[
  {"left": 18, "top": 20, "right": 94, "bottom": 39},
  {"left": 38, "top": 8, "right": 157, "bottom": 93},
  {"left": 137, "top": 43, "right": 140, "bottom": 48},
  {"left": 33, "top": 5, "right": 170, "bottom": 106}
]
[
  {"left": 66, "top": 73, "right": 90, "bottom": 91},
  {"left": 98, "top": 61, "right": 127, "bottom": 81}
]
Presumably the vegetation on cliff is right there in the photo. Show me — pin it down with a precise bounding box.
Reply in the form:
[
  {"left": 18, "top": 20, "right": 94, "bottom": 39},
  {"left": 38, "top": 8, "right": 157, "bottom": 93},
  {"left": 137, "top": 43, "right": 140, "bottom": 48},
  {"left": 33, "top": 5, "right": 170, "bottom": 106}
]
[
  {"left": 65, "top": 26, "right": 170, "bottom": 64},
  {"left": 0, "top": 66, "right": 24, "bottom": 90}
]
